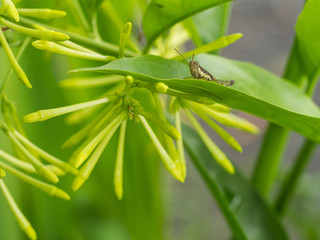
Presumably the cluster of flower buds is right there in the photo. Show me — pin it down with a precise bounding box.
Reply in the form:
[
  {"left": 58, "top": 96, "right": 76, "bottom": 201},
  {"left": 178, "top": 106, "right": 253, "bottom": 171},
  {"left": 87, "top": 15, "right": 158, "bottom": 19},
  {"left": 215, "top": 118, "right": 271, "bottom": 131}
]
[
  {"left": 0, "top": 1, "right": 77, "bottom": 238},
  {"left": 23, "top": 73, "right": 259, "bottom": 203},
  {"left": 0, "top": 94, "right": 77, "bottom": 240},
  {"left": 0, "top": 1, "right": 259, "bottom": 239},
  {"left": 0, "top": 0, "right": 69, "bottom": 90}
]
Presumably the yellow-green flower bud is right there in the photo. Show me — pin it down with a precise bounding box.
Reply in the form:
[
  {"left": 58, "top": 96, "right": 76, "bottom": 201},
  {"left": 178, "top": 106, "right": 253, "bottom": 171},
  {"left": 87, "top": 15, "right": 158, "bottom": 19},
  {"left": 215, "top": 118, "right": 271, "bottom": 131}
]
[
  {"left": 139, "top": 116, "right": 184, "bottom": 182},
  {"left": 0, "top": 17, "right": 69, "bottom": 41},
  {"left": 24, "top": 97, "right": 109, "bottom": 122},
  {"left": 206, "top": 103, "right": 230, "bottom": 113},
  {"left": 197, "top": 104, "right": 259, "bottom": 135},
  {"left": 32, "top": 40, "right": 115, "bottom": 62},
  {"left": 113, "top": 120, "right": 127, "bottom": 200},
  {"left": 0, "top": 30, "right": 31, "bottom": 88},
  {"left": 2, "top": 0, "right": 19, "bottom": 22},
  {"left": 0, "top": 180, "right": 37, "bottom": 240},
  {"left": 3, "top": 129, "right": 59, "bottom": 183},
  {"left": 59, "top": 75, "right": 123, "bottom": 89},
  {"left": 190, "top": 104, "right": 242, "bottom": 152},
  {"left": 174, "top": 110, "right": 187, "bottom": 178},
  {"left": 0, "top": 160, "right": 69, "bottom": 200},
  {"left": 12, "top": 129, "right": 78, "bottom": 175},
  {"left": 184, "top": 107, "right": 235, "bottom": 174},
  {"left": 73, "top": 112, "right": 125, "bottom": 168},
  {"left": 72, "top": 118, "right": 124, "bottom": 191},
  {"left": 17, "top": 8, "right": 66, "bottom": 19},
  {"left": 155, "top": 82, "right": 168, "bottom": 93},
  {"left": 137, "top": 109, "right": 181, "bottom": 141},
  {"left": 0, "top": 150, "right": 34, "bottom": 174},
  {"left": 119, "top": 22, "right": 132, "bottom": 58},
  {"left": 125, "top": 75, "right": 134, "bottom": 85},
  {"left": 0, "top": 168, "right": 6, "bottom": 178}
]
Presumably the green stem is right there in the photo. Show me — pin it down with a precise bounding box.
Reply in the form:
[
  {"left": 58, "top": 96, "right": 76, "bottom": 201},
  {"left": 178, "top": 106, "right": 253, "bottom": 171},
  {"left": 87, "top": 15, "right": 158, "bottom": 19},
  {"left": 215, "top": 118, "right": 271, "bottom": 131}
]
[
  {"left": 275, "top": 140, "right": 316, "bottom": 214},
  {"left": 251, "top": 38, "right": 305, "bottom": 197},
  {"left": 274, "top": 68, "right": 320, "bottom": 214},
  {"left": 91, "top": 11, "right": 101, "bottom": 40},
  {"left": 143, "top": 40, "right": 153, "bottom": 55},
  {"left": 70, "top": 0, "right": 92, "bottom": 36},
  {"left": 218, "top": 3, "right": 233, "bottom": 41},
  {"left": 186, "top": 145, "right": 248, "bottom": 240},
  {"left": 214, "top": 2, "right": 233, "bottom": 55},
  {"left": 252, "top": 33, "right": 320, "bottom": 200},
  {"left": 182, "top": 17, "right": 203, "bottom": 47},
  {"left": 252, "top": 125, "right": 289, "bottom": 197},
  {"left": 18, "top": 17, "right": 138, "bottom": 57},
  {"left": 305, "top": 68, "right": 320, "bottom": 96},
  {"left": 99, "top": 1, "right": 141, "bottom": 53}
]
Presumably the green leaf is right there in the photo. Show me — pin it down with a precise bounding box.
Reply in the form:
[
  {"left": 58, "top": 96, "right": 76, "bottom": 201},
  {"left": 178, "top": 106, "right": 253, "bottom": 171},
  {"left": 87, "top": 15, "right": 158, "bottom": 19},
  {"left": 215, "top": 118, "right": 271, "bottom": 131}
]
[
  {"left": 182, "top": 125, "right": 289, "bottom": 240},
  {"left": 142, "top": 0, "right": 231, "bottom": 51},
  {"left": 72, "top": 54, "right": 320, "bottom": 142},
  {"left": 296, "top": 0, "right": 320, "bottom": 77}
]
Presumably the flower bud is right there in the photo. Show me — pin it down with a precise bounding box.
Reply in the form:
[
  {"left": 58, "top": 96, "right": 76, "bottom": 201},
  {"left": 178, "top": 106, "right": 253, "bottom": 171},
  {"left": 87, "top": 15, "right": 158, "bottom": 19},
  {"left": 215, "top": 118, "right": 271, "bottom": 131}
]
[
  {"left": 0, "top": 29, "right": 31, "bottom": 88},
  {"left": 125, "top": 75, "right": 134, "bottom": 85},
  {"left": 0, "top": 17, "right": 69, "bottom": 41},
  {"left": 0, "top": 180, "right": 37, "bottom": 240},
  {"left": 139, "top": 116, "right": 184, "bottom": 182},
  {"left": 17, "top": 8, "right": 66, "bottom": 19},
  {"left": 24, "top": 97, "right": 109, "bottom": 122},
  {"left": 184, "top": 107, "right": 235, "bottom": 174},
  {"left": 113, "top": 120, "right": 127, "bottom": 200},
  {"left": 3, "top": 0, "right": 19, "bottom": 22},
  {"left": 33, "top": 40, "right": 115, "bottom": 62},
  {"left": 155, "top": 82, "right": 168, "bottom": 93},
  {"left": 119, "top": 22, "right": 132, "bottom": 58},
  {"left": 0, "top": 168, "right": 6, "bottom": 178}
]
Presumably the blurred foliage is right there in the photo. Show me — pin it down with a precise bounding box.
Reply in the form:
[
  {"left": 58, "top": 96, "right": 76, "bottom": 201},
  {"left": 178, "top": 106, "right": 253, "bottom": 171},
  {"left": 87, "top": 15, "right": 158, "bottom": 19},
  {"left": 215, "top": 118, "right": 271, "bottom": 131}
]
[{"left": 0, "top": 0, "right": 320, "bottom": 240}]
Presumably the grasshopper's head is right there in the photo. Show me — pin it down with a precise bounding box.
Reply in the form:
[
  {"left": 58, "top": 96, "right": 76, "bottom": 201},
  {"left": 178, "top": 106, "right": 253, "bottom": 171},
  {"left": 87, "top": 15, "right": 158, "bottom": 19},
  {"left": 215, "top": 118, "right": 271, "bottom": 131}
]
[
  {"left": 174, "top": 49, "right": 200, "bottom": 77},
  {"left": 189, "top": 54, "right": 201, "bottom": 75},
  {"left": 189, "top": 54, "right": 200, "bottom": 68}
]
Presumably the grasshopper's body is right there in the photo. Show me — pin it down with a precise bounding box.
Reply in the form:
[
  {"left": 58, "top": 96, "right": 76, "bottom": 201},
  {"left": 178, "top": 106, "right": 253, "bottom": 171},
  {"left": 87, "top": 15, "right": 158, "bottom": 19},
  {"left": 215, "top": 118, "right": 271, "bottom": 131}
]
[{"left": 175, "top": 48, "right": 234, "bottom": 86}]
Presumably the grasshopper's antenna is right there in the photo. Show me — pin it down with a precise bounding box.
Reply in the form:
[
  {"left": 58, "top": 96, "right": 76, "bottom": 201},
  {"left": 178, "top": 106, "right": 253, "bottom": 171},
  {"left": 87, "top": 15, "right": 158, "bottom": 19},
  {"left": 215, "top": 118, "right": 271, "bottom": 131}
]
[{"left": 174, "top": 48, "right": 189, "bottom": 63}]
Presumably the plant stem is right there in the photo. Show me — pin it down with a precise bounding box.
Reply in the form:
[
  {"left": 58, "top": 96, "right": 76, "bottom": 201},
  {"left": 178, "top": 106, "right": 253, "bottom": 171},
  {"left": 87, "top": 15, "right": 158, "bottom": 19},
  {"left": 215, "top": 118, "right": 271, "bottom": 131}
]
[
  {"left": 252, "top": 33, "right": 320, "bottom": 200},
  {"left": 274, "top": 69, "right": 320, "bottom": 214},
  {"left": 252, "top": 125, "right": 289, "bottom": 197},
  {"left": 18, "top": 16, "right": 138, "bottom": 57},
  {"left": 214, "top": 2, "right": 233, "bottom": 55},
  {"left": 275, "top": 140, "right": 316, "bottom": 214},
  {"left": 186, "top": 145, "right": 248, "bottom": 240},
  {"left": 251, "top": 38, "right": 305, "bottom": 197},
  {"left": 70, "top": 0, "right": 92, "bottom": 36},
  {"left": 99, "top": 1, "right": 141, "bottom": 53}
]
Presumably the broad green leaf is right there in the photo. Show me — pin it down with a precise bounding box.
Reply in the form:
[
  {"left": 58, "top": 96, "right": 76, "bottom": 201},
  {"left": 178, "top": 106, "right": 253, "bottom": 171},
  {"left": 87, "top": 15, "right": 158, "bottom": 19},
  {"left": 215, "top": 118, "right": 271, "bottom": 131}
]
[
  {"left": 73, "top": 54, "right": 320, "bottom": 143},
  {"left": 142, "top": 0, "right": 231, "bottom": 50},
  {"left": 182, "top": 125, "right": 289, "bottom": 240},
  {"left": 296, "top": 0, "right": 320, "bottom": 78}
]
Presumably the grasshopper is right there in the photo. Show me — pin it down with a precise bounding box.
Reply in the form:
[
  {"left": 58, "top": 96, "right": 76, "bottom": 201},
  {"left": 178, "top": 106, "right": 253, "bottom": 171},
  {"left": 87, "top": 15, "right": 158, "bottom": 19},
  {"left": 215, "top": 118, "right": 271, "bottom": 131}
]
[{"left": 174, "top": 48, "right": 234, "bottom": 86}]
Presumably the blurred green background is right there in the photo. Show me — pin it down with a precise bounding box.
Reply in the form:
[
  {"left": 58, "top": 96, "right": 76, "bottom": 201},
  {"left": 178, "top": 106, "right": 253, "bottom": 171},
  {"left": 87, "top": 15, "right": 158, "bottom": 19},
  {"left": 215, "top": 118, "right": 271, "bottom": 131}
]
[{"left": 1, "top": 0, "right": 319, "bottom": 240}]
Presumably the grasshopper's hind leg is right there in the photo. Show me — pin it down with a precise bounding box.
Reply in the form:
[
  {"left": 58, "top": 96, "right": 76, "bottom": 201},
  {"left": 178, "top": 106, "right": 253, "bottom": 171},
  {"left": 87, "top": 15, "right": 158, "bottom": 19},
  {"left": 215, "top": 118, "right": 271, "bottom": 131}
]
[{"left": 214, "top": 79, "right": 235, "bottom": 86}]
